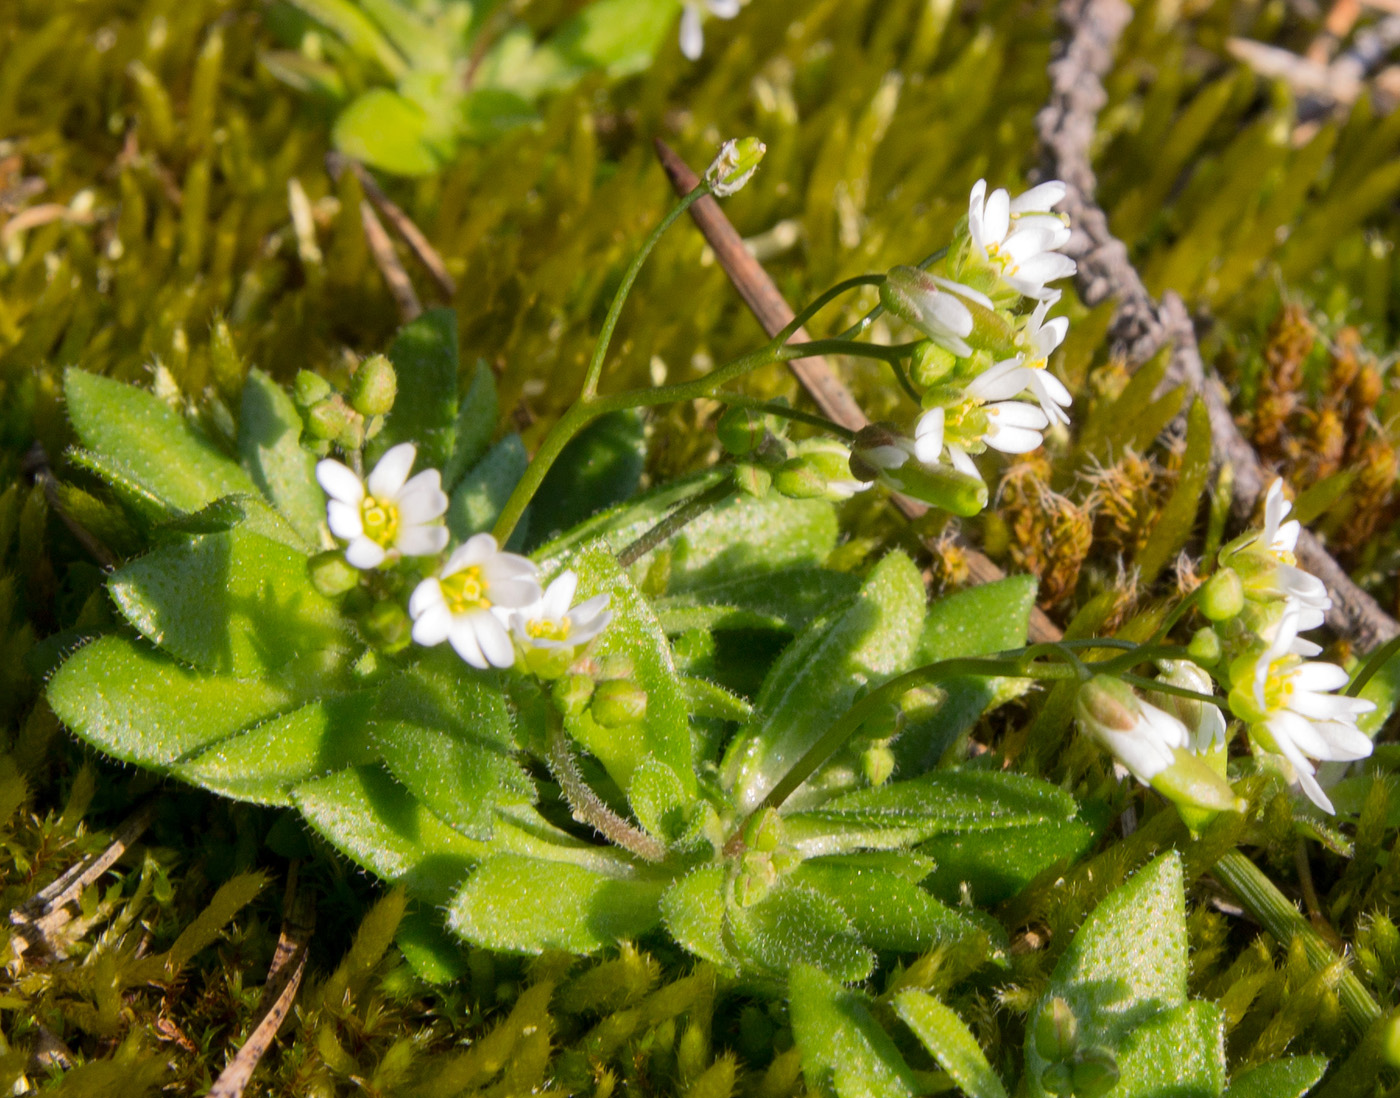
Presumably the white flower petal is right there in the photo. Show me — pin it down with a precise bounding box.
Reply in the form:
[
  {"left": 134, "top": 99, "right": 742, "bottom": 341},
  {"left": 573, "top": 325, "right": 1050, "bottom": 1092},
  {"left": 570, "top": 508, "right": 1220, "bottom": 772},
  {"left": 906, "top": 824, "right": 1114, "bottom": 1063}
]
[
  {"left": 948, "top": 444, "right": 980, "bottom": 479},
  {"left": 1291, "top": 661, "right": 1351, "bottom": 693},
  {"left": 983, "top": 188, "right": 1010, "bottom": 246},
  {"left": 448, "top": 619, "right": 488, "bottom": 668},
  {"left": 409, "top": 577, "right": 445, "bottom": 618},
  {"left": 543, "top": 571, "right": 579, "bottom": 619},
  {"left": 327, "top": 500, "right": 364, "bottom": 540},
  {"left": 345, "top": 537, "right": 387, "bottom": 569},
  {"left": 679, "top": 3, "right": 704, "bottom": 59},
  {"left": 411, "top": 602, "right": 452, "bottom": 647},
  {"left": 396, "top": 524, "right": 449, "bottom": 557},
  {"left": 490, "top": 576, "right": 544, "bottom": 609},
  {"left": 913, "top": 407, "right": 944, "bottom": 464},
  {"left": 707, "top": 0, "right": 741, "bottom": 15},
  {"left": 474, "top": 612, "right": 516, "bottom": 668},
  {"left": 929, "top": 275, "right": 995, "bottom": 310},
  {"left": 396, "top": 469, "right": 448, "bottom": 523},
  {"left": 1009, "top": 180, "right": 1067, "bottom": 213},
  {"left": 367, "top": 442, "right": 416, "bottom": 499},
  {"left": 968, "top": 361, "right": 1034, "bottom": 403},
  {"left": 316, "top": 460, "right": 365, "bottom": 504}
]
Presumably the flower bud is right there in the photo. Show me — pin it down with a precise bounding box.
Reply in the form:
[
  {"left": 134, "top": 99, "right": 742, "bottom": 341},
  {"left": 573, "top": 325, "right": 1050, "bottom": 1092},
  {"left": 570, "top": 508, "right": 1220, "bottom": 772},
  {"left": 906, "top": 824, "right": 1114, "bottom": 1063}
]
[
  {"left": 348, "top": 353, "right": 397, "bottom": 417},
  {"left": 1033, "top": 998, "right": 1079, "bottom": 1062},
  {"left": 717, "top": 406, "right": 768, "bottom": 455},
  {"left": 705, "top": 137, "right": 766, "bottom": 197},
  {"left": 861, "top": 742, "right": 896, "bottom": 786},
  {"left": 363, "top": 599, "right": 411, "bottom": 651},
  {"left": 591, "top": 679, "right": 648, "bottom": 727},
  {"left": 553, "top": 673, "right": 594, "bottom": 717},
  {"left": 1040, "top": 1063, "right": 1073, "bottom": 1096},
  {"left": 869, "top": 458, "right": 988, "bottom": 517},
  {"left": 773, "top": 443, "right": 868, "bottom": 502},
  {"left": 1188, "top": 626, "right": 1222, "bottom": 666},
  {"left": 1146, "top": 660, "right": 1224, "bottom": 752},
  {"left": 733, "top": 852, "right": 776, "bottom": 907},
  {"left": 304, "top": 394, "right": 357, "bottom": 441},
  {"left": 295, "top": 369, "right": 332, "bottom": 407},
  {"left": 1201, "top": 567, "right": 1245, "bottom": 621},
  {"left": 733, "top": 462, "right": 772, "bottom": 498},
  {"left": 1071, "top": 1048, "right": 1120, "bottom": 1098},
  {"left": 308, "top": 549, "right": 360, "bottom": 596},
  {"left": 741, "top": 807, "right": 785, "bottom": 853},
  {"left": 910, "top": 341, "right": 957, "bottom": 389}
]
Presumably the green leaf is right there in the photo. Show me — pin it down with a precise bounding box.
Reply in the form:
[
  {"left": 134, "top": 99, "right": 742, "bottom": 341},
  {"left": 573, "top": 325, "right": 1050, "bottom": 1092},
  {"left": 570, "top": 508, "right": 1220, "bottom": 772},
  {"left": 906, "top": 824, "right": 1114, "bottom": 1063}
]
[
  {"left": 728, "top": 881, "right": 873, "bottom": 983},
  {"left": 792, "top": 856, "right": 997, "bottom": 955},
  {"left": 447, "top": 854, "right": 666, "bottom": 954},
  {"left": 372, "top": 657, "right": 533, "bottom": 840},
  {"left": 1223, "top": 1056, "right": 1327, "bottom": 1098},
  {"left": 396, "top": 908, "right": 471, "bottom": 985},
  {"left": 292, "top": 765, "right": 486, "bottom": 905},
  {"left": 784, "top": 769, "right": 1078, "bottom": 854},
  {"left": 238, "top": 368, "right": 323, "bottom": 545},
  {"left": 108, "top": 522, "right": 346, "bottom": 678},
  {"left": 333, "top": 88, "right": 442, "bottom": 176},
  {"left": 65, "top": 368, "right": 258, "bottom": 513},
  {"left": 67, "top": 447, "right": 180, "bottom": 525},
  {"left": 48, "top": 636, "right": 296, "bottom": 768},
  {"left": 527, "top": 410, "right": 646, "bottom": 549},
  {"left": 788, "top": 963, "right": 919, "bottom": 1098},
  {"left": 1135, "top": 397, "right": 1211, "bottom": 585},
  {"left": 661, "top": 865, "right": 736, "bottom": 969},
  {"left": 1112, "top": 1001, "right": 1227, "bottom": 1098},
  {"left": 443, "top": 361, "right": 499, "bottom": 488},
  {"left": 172, "top": 693, "right": 380, "bottom": 805},
  {"left": 657, "top": 567, "right": 860, "bottom": 635},
  {"left": 446, "top": 433, "right": 528, "bottom": 542},
  {"left": 535, "top": 0, "right": 675, "bottom": 79},
  {"left": 563, "top": 544, "right": 695, "bottom": 798},
  {"left": 651, "top": 495, "right": 840, "bottom": 592},
  {"left": 920, "top": 816, "right": 1096, "bottom": 906},
  {"left": 898, "top": 575, "right": 1039, "bottom": 768},
  {"left": 376, "top": 307, "right": 460, "bottom": 467},
  {"left": 627, "top": 756, "right": 690, "bottom": 843},
  {"left": 1025, "top": 852, "right": 1188, "bottom": 1096},
  {"left": 281, "top": 0, "right": 407, "bottom": 77},
  {"left": 723, "top": 551, "right": 925, "bottom": 812},
  {"left": 894, "top": 990, "right": 1008, "bottom": 1098}
]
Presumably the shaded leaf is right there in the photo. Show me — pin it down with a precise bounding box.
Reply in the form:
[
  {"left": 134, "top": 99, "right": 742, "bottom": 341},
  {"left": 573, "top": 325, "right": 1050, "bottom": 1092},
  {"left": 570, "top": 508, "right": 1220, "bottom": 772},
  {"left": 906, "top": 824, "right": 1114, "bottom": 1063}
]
[
  {"left": 376, "top": 307, "right": 460, "bottom": 467},
  {"left": 1223, "top": 1056, "right": 1327, "bottom": 1098},
  {"left": 238, "top": 367, "right": 323, "bottom": 544},
  {"left": 446, "top": 433, "right": 528, "bottom": 541},
  {"left": 729, "top": 881, "right": 873, "bottom": 984},
  {"left": 894, "top": 990, "right": 1008, "bottom": 1098},
  {"left": 788, "top": 963, "right": 918, "bottom": 1098},
  {"left": 527, "top": 410, "right": 646, "bottom": 548}
]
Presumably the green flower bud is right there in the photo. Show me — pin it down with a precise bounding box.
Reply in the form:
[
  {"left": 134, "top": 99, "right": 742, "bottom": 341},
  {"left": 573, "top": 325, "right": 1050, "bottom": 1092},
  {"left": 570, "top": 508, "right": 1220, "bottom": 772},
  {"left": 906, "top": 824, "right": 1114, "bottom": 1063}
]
[
  {"left": 363, "top": 599, "right": 411, "bottom": 651},
  {"left": 1034, "top": 998, "right": 1079, "bottom": 1062},
  {"left": 1152, "top": 747, "right": 1247, "bottom": 829},
  {"left": 733, "top": 462, "right": 772, "bottom": 498},
  {"left": 910, "top": 340, "right": 957, "bottom": 389},
  {"left": 861, "top": 742, "right": 896, "bottom": 787},
  {"left": 591, "top": 679, "right": 648, "bottom": 727},
  {"left": 553, "top": 673, "right": 595, "bottom": 717},
  {"left": 1381, "top": 1008, "right": 1400, "bottom": 1069},
  {"left": 348, "top": 353, "right": 397, "bottom": 417},
  {"left": 1188, "top": 626, "right": 1223, "bottom": 666},
  {"left": 741, "top": 807, "right": 785, "bottom": 853},
  {"left": 717, "top": 406, "right": 768, "bottom": 455},
  {"left": 1201, "top": 567, "right": 1245, "bottom": 622},
  {"left": 705, "top": 137, "right": 766, "bottom": 196},
  {"left": 304, "top": 394, "right": 356, "bottom": 441},
  {"left": 1040, "top": 1063, "right": 1074, "bottom": 1096},
  {"left": 733, "top": 852, "right": 776, "bottom": 907},
  {"left": 1070, "top": 1048, "right": 1120, "bottom": 1098},
  {"left": 872, "top": 458, "right": 988, "bottom": 517},
  {"left": 295, "top": 369, "right": 332, "bottom": 407},
  {"left": 308, "top": 550, "right": 360, "bottom": 596},
  {"left": 773, "top": 445, "right": 868, "bottom": 502}
]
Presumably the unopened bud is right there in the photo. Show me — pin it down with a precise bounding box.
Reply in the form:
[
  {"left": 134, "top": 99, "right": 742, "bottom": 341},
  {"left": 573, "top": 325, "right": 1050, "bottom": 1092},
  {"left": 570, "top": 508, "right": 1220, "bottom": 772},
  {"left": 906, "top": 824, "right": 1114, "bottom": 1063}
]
[
  {"left": 294, "top": 369, "right": 332, "bottom": 407},
  {"left": 741, "top": 808, "right": 785, "bottom": 853},
  {"left": 304, "top": 394, "right": 356, "bottom": 441},
  {"left": 705, "top": 137, "right": 766, "bottom": 197},
  {"left": 554, "top": 673, "right": 594, "bottom": 717},
  {"left": 910, "top": 341, "right": 957, "bottom": 389},
  {"left": 1034, "top": 998, "right": 1079, "bottom": 1062},
  {"left": 308, "top": 550, "right": 359, "bottom": 596},
  {"left": 861, "top": 742, "right": 896, "bottom": 787},
  {"left": 1201, "top": 568, "right": 1244, "bottom": 621},
  {"left": 598, "top": 654, "right": 635, "bottom": 681},
  {"left": 348, "top": 353, "right": 397, "bottom": 417},
  {"left": 1076, "top": 675, "right": 1140, "bottom": 733},
  {"left": 733, "top": 462, "right": 772, "bottom": 498},
  {"left": 1188, "top": 626, "right": 1222, "bottom": 665},
  {"left": 1071, "top": 1048, "right": 1120, "bottom": 1098},
  {"left": 773, "top": 443, "right": 868, "bottom": 502},
  {"left": 717, "top": 406, "right": 767, "bottom": 455},
  {"left": 873, "top": 459, "right": 988, "bottom": 517},
  {"left": 1040, "top": 1063, "right": 1073, "bottom": 1096},
  {"left": 733, "top": 852, "right": 776, "bottom": 907},
  {"left": 364, "top": 599, "right": 411, "bottom": 651},
  {"left": 591, "top": 680, "right": 648, "bottom": 727}
]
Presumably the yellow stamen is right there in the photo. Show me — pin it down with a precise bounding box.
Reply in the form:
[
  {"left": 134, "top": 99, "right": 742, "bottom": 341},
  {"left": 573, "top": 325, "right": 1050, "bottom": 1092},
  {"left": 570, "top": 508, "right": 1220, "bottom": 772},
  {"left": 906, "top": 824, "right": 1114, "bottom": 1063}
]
[
  {"left": 526, "top": 617, "right": 572, "bottom": 642},
  {"left": 441, "top": 565, "right": 490, "bottom": 612},
  {"left": 360, "top": 496, "right": 400, "bottom": 547}
]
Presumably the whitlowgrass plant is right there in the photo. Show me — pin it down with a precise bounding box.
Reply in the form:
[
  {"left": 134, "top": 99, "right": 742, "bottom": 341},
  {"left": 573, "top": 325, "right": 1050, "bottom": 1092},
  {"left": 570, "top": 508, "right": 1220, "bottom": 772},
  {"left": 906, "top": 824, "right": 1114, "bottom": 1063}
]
[{"left": 42, "top": 141, "right": 1391, "bottom": 1096}]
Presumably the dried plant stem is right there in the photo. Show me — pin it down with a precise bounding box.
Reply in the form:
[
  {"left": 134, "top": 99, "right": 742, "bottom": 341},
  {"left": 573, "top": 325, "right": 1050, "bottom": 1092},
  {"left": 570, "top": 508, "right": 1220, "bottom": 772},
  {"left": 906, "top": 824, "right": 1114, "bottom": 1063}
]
[
  {"left": 1039, "top": 0, "right": 1399, "bottom": 652},
  {"left": 617, "top": 479, "right": 737, "bottom": 568}
]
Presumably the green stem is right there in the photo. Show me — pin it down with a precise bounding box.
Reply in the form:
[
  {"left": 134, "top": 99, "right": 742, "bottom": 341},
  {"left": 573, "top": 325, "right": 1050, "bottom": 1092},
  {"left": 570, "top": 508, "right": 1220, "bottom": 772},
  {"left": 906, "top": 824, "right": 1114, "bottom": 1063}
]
[
  {"left": 1118, "top": 673, "right": 1220, "bottom": 705},
  {"left": 492, "top": 400, "right": 594, "bottom": 544},
  {"left": 711, "top": 395, "right": 857, "bottom": 441},
  {"left": 582, "top": 183, "right": 710, "bottom": 399},
  {"left": 887, "top": 355, "right": 921, "bottom": 403},
  {"left": 1214, "top": 849, "right": 1381, "bottom": 1036},
  {"left": 774, "top": 274, "right": 886, "bottom": 346},
  {"left": 746, "top": 656, "right": 1078, "bottom": 824},
  {"left": 547, "top": 715, "right": 666, "bottom": 863},
  {"left": 1089, "top": 644, "right": 1196, "bottom": 679},
  {"left": 836, "top": 246, "right": 949, "bottom": 341},
  {"left": 1348, "top": 633, "right": 1400, "bottom": 697},
  {"left": 1149, "top": 584, "right": 1205, "bottom": 647},
  {"left": 616, "top": 478, "right": 737, "bottom": 568}
]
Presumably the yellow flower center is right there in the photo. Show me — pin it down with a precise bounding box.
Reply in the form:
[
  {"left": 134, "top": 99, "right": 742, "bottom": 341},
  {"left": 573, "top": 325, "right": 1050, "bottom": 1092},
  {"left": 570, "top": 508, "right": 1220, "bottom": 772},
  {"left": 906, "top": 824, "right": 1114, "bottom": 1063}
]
[
  {"left": 360, "top": 497, "right": 400, "bottom": 547},
  {"left": 440, "top": 566, "right": 490, "bottom": 612},
  {"left": 1262, "top": 657, "right": 1297, "bottom": 711},
  {"left": 1270, "top": 545, "right": 1298, "bottom": 567},
  {"left": 526, "top": 617, "right": 572, "bottom": 642},
  {"left": 1028, "top": 356, "right": 1048, "bottom": 371}
]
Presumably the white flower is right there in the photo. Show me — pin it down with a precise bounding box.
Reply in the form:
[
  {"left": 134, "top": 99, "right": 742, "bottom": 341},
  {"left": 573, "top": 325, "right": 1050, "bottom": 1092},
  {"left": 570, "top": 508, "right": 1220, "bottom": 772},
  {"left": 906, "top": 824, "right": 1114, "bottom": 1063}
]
[
  {"left": 508, "top": 570, "right": 612, "bottom": 651},
  {"left": 1016, "top": 294, "right": 1073, "bottom": 424},
  {"left": 1152, "top": 660, "right": 1227, "bottom": 753},
  {"left": 1238, "top": 603, "right": 1375, "bottom": 813},
  {"left": 1233, "top": 479, "right": 1331, "bottom": 629},
  {"left": 317, "top": 443, "right": 448, "bottom": 569},
  {"left": 885, "top": 269, "right": 993, "bottom": 358},
  {"left": 967, "top": 179, "right": 1076, "bottom": 300},
  {"left": 1076, "top": 675, "right": 1190, "bottom": 784},
  {"left": 409, "top": 534, "right": 542, "bottom": 669},
  {"left": 679, "top": 0, "right": 740, "bottom": 60}
]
